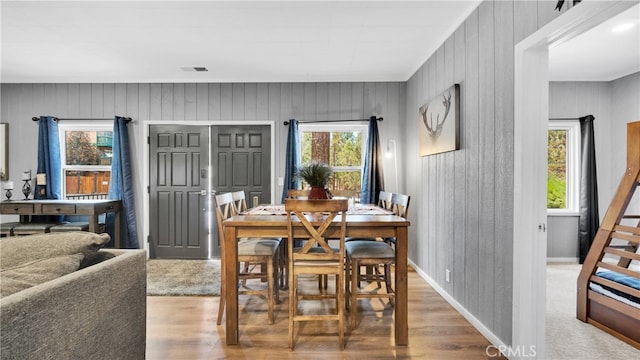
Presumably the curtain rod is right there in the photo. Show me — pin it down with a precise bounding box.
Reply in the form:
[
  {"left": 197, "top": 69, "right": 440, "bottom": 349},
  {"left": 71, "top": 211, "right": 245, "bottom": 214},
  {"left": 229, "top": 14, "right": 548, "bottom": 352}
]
[
  {"left": 283, "top": 117, "right": 382, "bottom": 126},
  {"left": 32, "top": 116, "right": 133, "bottom": 123},
  {"left": 549, "top": 115, "right": 593, "bottom": 121}
]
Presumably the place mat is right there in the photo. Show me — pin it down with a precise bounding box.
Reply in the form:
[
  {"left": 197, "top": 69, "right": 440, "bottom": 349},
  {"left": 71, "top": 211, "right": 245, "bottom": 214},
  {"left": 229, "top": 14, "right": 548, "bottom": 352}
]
[{"left": 243, "top": 203, "right": 393, "bottom": 216}]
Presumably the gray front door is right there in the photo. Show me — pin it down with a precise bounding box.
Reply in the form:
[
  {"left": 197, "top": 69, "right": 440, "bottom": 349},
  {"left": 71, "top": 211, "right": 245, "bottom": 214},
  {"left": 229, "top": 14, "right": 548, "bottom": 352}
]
[
  {"left": 211, "top": 125, "right": 271, "bottom": 253},
  {"left": 149, "top": 124, "right": 271, "bottom": 259},
  {"left": 149, "top": 125, "right": 210, "bottom": 259}
]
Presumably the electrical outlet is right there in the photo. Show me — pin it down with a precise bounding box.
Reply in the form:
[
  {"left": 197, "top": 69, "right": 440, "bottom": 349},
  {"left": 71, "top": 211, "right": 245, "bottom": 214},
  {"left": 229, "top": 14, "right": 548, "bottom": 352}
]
[
  {"left": 445, "top": 269, "right": 451, "bottom": 283},
  {"left": 278, "top": 177, "right": 284, "bottom": 186}
]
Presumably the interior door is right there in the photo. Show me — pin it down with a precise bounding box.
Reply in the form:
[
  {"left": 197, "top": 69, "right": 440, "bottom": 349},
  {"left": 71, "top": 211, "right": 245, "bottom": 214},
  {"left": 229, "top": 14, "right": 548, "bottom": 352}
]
[
  {"left": 149, "top": 125, "right": 210, "bottom": 259},
  {"left": 211, "top": 125, "right": 271, "bottom": 252}
]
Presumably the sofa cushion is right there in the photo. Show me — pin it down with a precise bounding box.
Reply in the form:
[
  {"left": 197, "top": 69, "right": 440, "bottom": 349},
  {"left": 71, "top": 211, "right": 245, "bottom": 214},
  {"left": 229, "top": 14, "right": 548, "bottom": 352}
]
[
  {"left": 0, "top": 232, "right": 110, "bottom": 270},
  {"left": 0, "top": 253, "right": 85, "bottom": 298},
  {"left": 79, "top": 250, "right": 116, "bottom": 269}
]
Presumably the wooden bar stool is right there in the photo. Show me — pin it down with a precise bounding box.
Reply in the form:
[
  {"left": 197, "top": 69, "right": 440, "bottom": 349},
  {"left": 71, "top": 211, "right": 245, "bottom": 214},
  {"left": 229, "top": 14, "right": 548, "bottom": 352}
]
[
  {"left": 215, "top": 192, "right": 283, "bottom": 326},
  {"left": 345, "top": 193, "right": 411, "bottom": 330},
  {"left": 285, "top": 199, "right": 348, "bottom": 350}
]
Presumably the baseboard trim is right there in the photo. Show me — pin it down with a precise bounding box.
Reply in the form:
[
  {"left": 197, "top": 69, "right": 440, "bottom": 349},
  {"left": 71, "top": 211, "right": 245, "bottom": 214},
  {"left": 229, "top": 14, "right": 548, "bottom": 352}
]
[
  {"left": 408, "top": 260, "right": 507, "bottom": 351},
  {"left": 546, "top": 257, "right": 578, "bottom": 263}
]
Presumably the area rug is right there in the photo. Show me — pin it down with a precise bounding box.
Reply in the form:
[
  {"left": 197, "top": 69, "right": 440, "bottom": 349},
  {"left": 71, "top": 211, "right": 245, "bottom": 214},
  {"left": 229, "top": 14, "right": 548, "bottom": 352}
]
[{"left": 147, "top": 259, "right": 221, "bottom": 296}]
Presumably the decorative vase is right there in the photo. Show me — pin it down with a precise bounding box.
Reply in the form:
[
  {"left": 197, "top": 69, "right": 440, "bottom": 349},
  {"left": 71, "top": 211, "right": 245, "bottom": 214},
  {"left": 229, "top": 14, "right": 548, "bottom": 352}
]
[{"left": 308, "top": 186, "right": 328, "bottom": 199}]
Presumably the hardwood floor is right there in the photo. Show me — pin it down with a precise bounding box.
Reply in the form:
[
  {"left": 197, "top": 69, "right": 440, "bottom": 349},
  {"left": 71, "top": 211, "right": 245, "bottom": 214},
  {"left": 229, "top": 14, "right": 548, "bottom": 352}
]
[{"left": 147, "top": 270, "right": 503, "bottom": 359}]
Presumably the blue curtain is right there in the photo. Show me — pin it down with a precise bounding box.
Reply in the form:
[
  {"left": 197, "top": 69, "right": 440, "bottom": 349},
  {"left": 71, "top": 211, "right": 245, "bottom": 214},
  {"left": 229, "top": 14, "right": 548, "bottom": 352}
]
[
  {"left": 281, "top": 119, "right": 300, "bottom": 203},
  {"left": 35, "top": 116, "right": 62, "bottom": 200},
  {"left": 106, "top": 116, "right": 139, "bottom": 249},
  {"left": 578, "top": 115, "right": 599, "bottom": 263},
  {"left": 360, "top": 116, "right": 385, "bottom": 204}
]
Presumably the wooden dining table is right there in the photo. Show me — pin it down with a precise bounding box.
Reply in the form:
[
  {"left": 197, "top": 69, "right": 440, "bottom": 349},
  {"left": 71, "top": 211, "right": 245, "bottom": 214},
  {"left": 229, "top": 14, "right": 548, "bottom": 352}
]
[{"left": 222, "top": 203, "right": 411, "bottom": 346}]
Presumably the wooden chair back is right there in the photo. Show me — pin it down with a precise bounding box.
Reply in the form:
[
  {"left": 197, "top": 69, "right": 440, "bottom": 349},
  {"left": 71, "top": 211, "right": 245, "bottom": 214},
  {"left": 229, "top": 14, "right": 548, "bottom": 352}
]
[
  {"left": 378, "top": 191, "right": 393, "bottom": 209},
  {"left": 214, "top": 192, "right": 238, "bottom": 237},
  {"left": 389, "top": 193, "right": 410, "bottom": 219},
  {"left": 231, "top": 190, "right": 248, "bottom": 213},
  {"left": 330, "top": 189, "right": 359, "bottom": 199},
  {"left": 284, "top": 199, "right": 348, "bottom": 262},
  {"left": 287, "top": 189, "right": 311, "bottom": 199}
]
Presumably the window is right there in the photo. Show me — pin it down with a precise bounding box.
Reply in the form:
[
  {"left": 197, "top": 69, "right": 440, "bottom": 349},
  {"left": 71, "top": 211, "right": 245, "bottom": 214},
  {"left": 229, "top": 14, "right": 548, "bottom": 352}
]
[
  {"left": 547, "top": 121, "right": 580, "bottom": 213},
  {"left": 299, "top": 123, "right": 367, "bottom": 193},
  {"left": 59, "top": 123, "right": 113, "bottom": 200}
]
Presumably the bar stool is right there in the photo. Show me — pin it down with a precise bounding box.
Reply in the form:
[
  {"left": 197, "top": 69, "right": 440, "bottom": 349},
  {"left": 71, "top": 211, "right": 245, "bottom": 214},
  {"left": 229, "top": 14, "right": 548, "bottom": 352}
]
[
  {"left": 12, "top": 223, "right": 57, "bottom": 235},
  {"left": 0, "top": 222, "right": 21, "bottom": 237},
  {"left": 49, "top": 222, "right": 90, "bottom": 232},
  {"left": 285, "top": 199, "right": 349, "bottom": 350}
]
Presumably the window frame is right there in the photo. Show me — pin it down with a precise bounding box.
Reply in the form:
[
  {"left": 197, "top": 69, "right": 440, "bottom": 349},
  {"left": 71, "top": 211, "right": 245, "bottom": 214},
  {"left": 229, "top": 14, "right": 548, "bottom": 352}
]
[
  {"left": 547, "top": 120, "right": 581, "bottom": 215},
  {"left": 58, "top": 121, "right": 113, "bottom": 199},
  {"left": 298, "top": 123, "right": 368, "bottom": 188}
]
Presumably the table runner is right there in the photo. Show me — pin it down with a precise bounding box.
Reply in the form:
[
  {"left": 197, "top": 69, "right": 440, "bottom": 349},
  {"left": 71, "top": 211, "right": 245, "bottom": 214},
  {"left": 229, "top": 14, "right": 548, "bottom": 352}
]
[{"left": 242, "top": 203, "right": 393, "bottom": 215}]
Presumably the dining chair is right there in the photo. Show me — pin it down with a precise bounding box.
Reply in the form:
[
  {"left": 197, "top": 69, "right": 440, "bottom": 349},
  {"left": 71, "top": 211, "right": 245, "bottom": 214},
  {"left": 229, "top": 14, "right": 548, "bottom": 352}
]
[
  {"left": 384, "top": 193, "right": 411, "bottom": 247},
  {"left": 215, "top": 192, "right": 283, "bottom": 325},
  {"left": 232, "top": 190, "right": 288, "bottom": 290},
  {"left": 344, "top": 189, "right": 393, "bottom": 286},
  {"left": 285, "top": 198, "right": 349, "bottom": 350},
  {"left": 345, "top": 192, "right": 411, "bottom": 330},
  {"left": 286, "top": 189, "right": 311, "bottom": 200},
  {"left": 378, "top": 190, "right": 393, "bottom": 210},
  {"left": 329, "top": 189, "right": 360, "bottom": 202}
]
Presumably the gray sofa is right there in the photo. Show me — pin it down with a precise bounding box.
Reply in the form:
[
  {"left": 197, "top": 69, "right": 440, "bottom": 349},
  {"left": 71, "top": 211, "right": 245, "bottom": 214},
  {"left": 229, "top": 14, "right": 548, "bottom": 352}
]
[{"left": 0, "top": 232, "right": 146, "bottom": 360}]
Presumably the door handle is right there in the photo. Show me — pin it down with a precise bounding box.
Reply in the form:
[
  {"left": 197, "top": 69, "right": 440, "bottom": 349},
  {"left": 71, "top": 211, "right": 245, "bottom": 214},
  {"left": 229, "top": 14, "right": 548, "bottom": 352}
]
[{"left": 200, "top": 190, "right": 207, "bottom": 196}]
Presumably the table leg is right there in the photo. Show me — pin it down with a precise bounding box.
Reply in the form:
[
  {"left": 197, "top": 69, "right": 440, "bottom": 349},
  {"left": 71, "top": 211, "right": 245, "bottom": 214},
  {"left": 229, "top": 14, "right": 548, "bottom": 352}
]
[
  {"left": 89, "top": 215, "right": 99, "bottom": 233},
  {"left": 395, "top": 226, "right": 408, "bottom": 346},
  {"left": 114, "top": 210, "right": 121, "bottom": 249},
  {"left": 225, "top": 225, "right": 239, "bottom": 345}
]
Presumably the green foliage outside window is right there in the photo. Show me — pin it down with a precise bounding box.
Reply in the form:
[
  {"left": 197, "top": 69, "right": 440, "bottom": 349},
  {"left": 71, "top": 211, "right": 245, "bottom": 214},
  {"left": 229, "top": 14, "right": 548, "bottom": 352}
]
[
  {"left": 65, "top": 131, "right": 112, "bottom": 166},
  {"left": 548, "top": 129, "right": 567, "bottom": 208},
  {"left": 301, "top": 131, "right": 362, "bottom": 190}
]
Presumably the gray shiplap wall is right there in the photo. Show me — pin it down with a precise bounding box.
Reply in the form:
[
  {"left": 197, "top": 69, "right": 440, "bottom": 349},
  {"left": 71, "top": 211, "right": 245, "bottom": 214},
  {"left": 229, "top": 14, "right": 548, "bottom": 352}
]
[
  {"left": 403, "top": 0, "right": 569, "bottom": 344},
  {"left": 0, "top": 81, "right": 405, "bottom": 244},
  {"left": 547, "top": 72, "right": 640, "bottom": 259}
]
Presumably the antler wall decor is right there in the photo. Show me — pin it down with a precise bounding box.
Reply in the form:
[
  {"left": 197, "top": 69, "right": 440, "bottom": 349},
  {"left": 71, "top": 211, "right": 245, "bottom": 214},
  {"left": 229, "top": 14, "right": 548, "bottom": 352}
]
[
  {"left": 418, "top": 83, "right": 460, "bottom": 157},
  {"left": 420, "top": 91, "right": 452, "bottom": 138}
]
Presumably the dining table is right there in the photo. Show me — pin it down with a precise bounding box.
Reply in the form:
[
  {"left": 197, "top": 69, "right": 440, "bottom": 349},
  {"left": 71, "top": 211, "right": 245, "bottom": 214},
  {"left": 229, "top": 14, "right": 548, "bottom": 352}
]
[{"left": 221, "top": 202, "right": 411, "bottom": 346}]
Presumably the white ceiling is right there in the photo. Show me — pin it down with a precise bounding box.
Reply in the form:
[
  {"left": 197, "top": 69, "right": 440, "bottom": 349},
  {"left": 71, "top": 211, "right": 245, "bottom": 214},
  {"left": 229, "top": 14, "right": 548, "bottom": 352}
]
[
  {"left": 0, "top": 0, "right": 481, "bottom": 83},
  {"left": 548, "top": 3, "right": 640, "bottom": 82},
  {"left": 1, "top": 1, "right": 638, "bottom": 84}
]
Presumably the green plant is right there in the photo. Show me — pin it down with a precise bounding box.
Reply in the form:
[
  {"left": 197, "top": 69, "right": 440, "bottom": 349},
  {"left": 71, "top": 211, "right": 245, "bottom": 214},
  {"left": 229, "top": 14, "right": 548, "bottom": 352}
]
[
  {"left": 296, "top": 162, "right": 333, "bottom": 188},
  {"left": 547, "top": 174, "right": 566, "bottom": 208}
]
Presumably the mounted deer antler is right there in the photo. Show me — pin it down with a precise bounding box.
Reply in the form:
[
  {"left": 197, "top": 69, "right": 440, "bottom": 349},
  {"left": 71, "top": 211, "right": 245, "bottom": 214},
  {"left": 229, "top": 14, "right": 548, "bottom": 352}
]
[{"left": 420, "top": 92, "right": 452, "bottom": 138}]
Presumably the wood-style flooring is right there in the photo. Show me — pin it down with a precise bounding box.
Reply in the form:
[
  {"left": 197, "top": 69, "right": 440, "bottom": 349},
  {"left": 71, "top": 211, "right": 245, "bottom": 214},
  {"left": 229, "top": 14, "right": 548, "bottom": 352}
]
[{"left": 146, "top": 270, "right": 504, "bottom": 359}]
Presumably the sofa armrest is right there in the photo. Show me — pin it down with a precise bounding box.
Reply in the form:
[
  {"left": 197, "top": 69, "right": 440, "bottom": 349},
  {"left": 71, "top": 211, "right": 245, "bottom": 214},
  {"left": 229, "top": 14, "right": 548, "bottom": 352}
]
[{"left": 1, "top": 249, "right": 146, "bottom": 360}]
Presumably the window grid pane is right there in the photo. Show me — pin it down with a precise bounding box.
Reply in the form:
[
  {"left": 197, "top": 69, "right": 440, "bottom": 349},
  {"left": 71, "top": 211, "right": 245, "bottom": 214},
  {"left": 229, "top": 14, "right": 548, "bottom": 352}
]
[
  {"left": 300, "top": 130, "right": 363, "bottom": 191},
  {"left": 65, "top": 130, "right": 113, "bottom": 166},
  {"left": 64, "top": 170, "right": 110, "bottom": 197}
]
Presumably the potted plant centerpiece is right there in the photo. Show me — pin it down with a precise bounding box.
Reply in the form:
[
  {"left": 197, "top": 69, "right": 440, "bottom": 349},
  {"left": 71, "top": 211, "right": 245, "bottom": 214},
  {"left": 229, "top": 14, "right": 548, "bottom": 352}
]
[{"left": 296, "top": 162, "right": 333, "bottom": 199}]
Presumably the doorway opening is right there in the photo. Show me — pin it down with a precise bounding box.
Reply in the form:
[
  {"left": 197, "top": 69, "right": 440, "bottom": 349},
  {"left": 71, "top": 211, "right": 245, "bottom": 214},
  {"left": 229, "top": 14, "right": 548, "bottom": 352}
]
[{"left": 513, "top": 1, "right": 637, "bottom": 357}]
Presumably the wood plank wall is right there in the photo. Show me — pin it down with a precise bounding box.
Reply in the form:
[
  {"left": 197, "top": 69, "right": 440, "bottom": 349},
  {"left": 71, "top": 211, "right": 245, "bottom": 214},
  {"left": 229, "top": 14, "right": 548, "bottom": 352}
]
[
  {"left": 0, "top": 81, "right": 405, "bottom": 241},
  {"left": 403, "top": 0, "right": 568, "bottom": 344}
]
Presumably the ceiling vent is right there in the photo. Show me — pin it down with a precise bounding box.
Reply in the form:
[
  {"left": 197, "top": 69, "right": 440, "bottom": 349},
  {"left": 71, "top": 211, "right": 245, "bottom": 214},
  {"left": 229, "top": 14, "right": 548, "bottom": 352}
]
[{"left": 180, "top": 67, "right": 208, "bottom": 72}]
